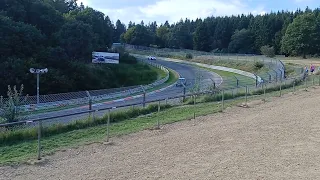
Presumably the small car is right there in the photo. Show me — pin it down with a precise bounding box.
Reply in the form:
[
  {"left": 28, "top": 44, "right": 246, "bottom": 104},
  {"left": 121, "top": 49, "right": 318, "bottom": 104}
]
[
  {"left": 147, "top": 56, "right": 156, "bottom": 60},
  {"left": 176, "top": 77, "right": 186, "bottom": 87}
]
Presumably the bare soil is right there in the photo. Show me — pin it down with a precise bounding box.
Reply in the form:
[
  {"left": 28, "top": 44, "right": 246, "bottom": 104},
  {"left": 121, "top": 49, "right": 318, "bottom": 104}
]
[{"left": 2, "top": 88, "right": 320, "bottom": 180}]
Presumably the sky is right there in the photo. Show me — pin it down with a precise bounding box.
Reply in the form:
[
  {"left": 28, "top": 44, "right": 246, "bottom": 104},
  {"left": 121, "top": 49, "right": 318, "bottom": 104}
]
[{"left": 78, "top": 0, "right": 319, "bottom": 25}]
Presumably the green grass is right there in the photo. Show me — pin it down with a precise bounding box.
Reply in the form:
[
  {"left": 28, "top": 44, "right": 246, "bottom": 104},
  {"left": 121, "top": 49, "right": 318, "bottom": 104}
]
[
  {"left": 193, "top": 65, "right": 256, "bottom": 88},
  {"left": 0, "top": 98, "right": 240, "bottom": 165},
  {"left": 150, "top": 66, "right": 167, "bottom": 80},
  {"left": 1, "top": 75, "right": 315, "bottom": 165}
]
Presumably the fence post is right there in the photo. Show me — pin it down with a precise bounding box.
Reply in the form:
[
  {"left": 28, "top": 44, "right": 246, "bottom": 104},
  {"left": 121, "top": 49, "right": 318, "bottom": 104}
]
[
  {"left": 293, "top": 79, "right": 296, "bottom": 94},
  {"left": 305, "top": 77, "right": 307, "bottom": 91},
  {"left": 255, "top": 74, "right": 258, "bottom": 87},
  {"left": 267, "top": 72, "right": 272, "bottom": 83},
  {"left": 140, "top": 85, "right": 146, "bottom": 107},
  {"left": 234, "top": 76, "right": 239, "bottom": 87},
  {"left": 86, "top": 91, "right": 92, "bottom": 119},
  {"left": 193, "top": 95, "right": 196, "bottom": 119},
  {"left": 183, "top": 85, "right": 186, "bottom": 102},
  {"left": 37, "top": 120, "right": 42, "bottom": 160},
  {"left": 245, "top": 86, "right": 248, "bottom": 106},
  {"left": 106, "top": 109, "right": 110, "bottom": 142},
  {"left": 279, "top": 81, "right": 282, "bottom": 97},
  {"left": 313, "top": 76, "right": 315, "bottom": 86},
  {"left": 221, "top": 90, "right": 224, "bottom": 112},
  {"left": 263, "top": 84, "right": 266, "bottom": 101},
  {"left": 157, "top": 101, "right": 160, "bottom": 129}
]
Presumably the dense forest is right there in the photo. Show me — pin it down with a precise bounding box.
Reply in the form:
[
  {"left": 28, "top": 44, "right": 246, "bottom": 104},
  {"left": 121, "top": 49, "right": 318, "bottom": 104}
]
[
  {"left": 1, "top": 0, "right": 320, "bottom": 96},
  {"left": 0, "top": 0, "right": 156, "bottom": 96},
  {"left": 121, "top": 7, "right": 320, "bottom": 57}
]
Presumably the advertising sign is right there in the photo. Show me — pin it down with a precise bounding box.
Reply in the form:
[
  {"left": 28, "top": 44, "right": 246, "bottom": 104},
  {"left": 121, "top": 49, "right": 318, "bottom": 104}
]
[{"left": 92, "top": 52, "right": 119, "bottom": 64}]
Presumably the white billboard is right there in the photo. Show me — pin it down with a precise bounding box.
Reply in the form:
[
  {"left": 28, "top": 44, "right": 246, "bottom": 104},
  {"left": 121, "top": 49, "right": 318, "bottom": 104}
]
[{"left": 92, "top": 52, "right": 119, "bottom": 64}]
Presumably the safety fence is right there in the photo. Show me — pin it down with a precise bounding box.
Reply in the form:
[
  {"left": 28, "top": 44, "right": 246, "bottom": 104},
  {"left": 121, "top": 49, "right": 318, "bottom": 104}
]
[
  {"left": 124, "top": 44, "right": 287, "bottom": 81},
  {"left": 0, "top": 59, "right": 170, "bottom": 114},
  {"left": 2, "top": 70, "right": 319, "bottom": 161}
]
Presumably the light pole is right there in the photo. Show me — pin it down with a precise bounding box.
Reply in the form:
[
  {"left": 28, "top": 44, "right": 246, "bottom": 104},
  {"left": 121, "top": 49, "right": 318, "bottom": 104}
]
[{"left": 29, "top": 67, "right": 48, "bottom": 160}]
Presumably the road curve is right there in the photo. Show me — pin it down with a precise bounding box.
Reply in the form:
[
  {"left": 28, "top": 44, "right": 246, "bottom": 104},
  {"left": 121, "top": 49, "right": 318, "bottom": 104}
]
[{"left": 24, "top": 58, "right": 223, "bottom": 126}]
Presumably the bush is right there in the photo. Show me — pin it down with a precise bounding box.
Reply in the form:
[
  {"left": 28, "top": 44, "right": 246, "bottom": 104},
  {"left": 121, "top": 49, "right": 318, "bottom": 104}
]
[
  {"left": 185, "top": 53, "right": 193, "bottom": 59},
  {"left": 260, "top": 45, "right": 275, "bottom": 58},
  {"left": 254, "top": 61, "right": 264, "bottom": 70}
]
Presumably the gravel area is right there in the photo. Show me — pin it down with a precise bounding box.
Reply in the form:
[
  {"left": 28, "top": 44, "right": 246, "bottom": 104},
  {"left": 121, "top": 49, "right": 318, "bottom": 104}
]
[{"left": 2, "top": 87, "right": 320, "bottom": 180}]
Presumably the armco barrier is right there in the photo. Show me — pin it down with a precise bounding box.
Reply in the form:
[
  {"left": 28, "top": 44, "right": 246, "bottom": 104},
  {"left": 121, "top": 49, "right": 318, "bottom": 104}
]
[
  {"left": 9, "top": 59, "right": 170, "bottom": 113},
  {"left": 135, "top": 55, "right": 263, "bottom": 83}
]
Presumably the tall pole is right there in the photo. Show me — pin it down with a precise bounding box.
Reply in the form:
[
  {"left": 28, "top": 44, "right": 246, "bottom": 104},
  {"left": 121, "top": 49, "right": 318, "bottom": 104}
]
[
  {"left": 37, "top": 73, "right": 40, "bottom": 104},
  {"left": 37, "top": 73, "right": 42, "bottom": 160}
]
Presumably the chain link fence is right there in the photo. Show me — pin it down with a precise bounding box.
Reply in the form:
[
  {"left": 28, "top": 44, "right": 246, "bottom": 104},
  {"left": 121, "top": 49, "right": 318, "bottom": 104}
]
[
  {"left": 2, "top": 45, "right": 316, "bottom": 161},
  {"left": 3, "top": 69, "right": 319, "bottom": 161},
  {"left": 0, "top": 59, "right": 170, "bottom": 117}
]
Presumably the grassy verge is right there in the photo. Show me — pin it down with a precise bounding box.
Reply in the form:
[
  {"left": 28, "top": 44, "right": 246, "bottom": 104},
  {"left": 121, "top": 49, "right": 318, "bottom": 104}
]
[
  {"left": 0, "top": 75, "right": 314, "bottom": 165},
  {"left": 150, "top": 65, "right": 167, "bottom": 80},
  {"left": 193, "top": 65, "right": 256, "bottom": 88}
]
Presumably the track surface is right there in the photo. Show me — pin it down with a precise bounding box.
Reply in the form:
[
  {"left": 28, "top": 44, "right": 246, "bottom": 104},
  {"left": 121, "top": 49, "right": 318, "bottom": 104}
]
[
  {"left": 25, "top": 58, "right": 222, "bottom": 125},
  {"left": 3, "top": 82, "right": 320, "bottom": 179}
]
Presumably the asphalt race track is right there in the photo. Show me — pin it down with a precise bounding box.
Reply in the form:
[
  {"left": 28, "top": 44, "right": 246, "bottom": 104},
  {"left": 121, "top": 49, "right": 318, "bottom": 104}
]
[{"left": 25, "top": 58, "right": 223, "bottom": 126}]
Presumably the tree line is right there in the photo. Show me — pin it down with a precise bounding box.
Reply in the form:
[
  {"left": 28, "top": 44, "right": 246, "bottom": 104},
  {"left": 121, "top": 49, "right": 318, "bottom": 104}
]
[
  {"left": 120, "top": 7, "right": 320, "bottom": 58},
  {"left": 0, "top": 0, "right": 155, "bottom": 96}
]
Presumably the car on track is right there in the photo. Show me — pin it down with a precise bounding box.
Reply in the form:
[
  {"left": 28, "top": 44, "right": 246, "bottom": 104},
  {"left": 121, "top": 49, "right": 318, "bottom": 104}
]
[
  {"left": 176, "top": 77, "right": 187, "bottom": 87},
  {"left": 147, "top": 56, "right": 156, "bottom": 60}
]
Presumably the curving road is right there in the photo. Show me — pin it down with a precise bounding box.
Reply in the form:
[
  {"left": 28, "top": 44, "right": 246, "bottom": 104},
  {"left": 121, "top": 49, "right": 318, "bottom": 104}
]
[{"left": 24, "top": 57, "right": 223, "bottom": 126}]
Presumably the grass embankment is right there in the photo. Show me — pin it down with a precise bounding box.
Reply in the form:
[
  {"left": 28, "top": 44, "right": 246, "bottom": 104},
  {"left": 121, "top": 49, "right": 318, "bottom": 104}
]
[{"left": 1, "top": 75, "right": 315, "bottom": 165}]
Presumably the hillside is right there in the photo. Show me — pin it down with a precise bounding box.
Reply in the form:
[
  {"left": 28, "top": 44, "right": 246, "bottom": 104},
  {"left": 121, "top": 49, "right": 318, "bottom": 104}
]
[{"left": 0, "top": 0, "right": 157, "bottom": 96}]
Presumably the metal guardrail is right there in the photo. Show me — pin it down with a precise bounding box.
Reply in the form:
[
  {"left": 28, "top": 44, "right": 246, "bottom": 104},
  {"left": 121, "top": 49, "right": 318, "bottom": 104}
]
[
  {"left": 0, "top": 59, "right": 170, "bottom": 113},
  {"left": 125, "top": 44, "right": 286, "bottom": 84}
]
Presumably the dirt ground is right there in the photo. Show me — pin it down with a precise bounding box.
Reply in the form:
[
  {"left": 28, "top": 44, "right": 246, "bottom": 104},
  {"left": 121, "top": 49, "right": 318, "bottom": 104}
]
[{"left": 2, "top": 87, "right": 320, "bottom": 180}]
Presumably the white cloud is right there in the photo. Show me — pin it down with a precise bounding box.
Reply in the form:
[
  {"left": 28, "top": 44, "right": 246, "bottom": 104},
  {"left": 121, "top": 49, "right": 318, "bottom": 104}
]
[{"left": 78, "top": 0, "right": 267, "bottom": 25}]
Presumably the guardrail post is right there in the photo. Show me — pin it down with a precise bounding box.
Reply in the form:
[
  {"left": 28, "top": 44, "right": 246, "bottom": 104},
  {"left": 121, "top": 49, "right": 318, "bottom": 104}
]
[
  {"left": 37, "top": 120, "right": 42, "bottom": 160},
  {"left": 106, "top": 109, "right": 110, "bottom": 142}
]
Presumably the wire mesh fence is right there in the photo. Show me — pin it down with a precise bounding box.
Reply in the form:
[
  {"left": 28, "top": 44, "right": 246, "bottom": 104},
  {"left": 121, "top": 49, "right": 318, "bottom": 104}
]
[{"left": 2, "top": 70, "right": 319, "bottom": 161}]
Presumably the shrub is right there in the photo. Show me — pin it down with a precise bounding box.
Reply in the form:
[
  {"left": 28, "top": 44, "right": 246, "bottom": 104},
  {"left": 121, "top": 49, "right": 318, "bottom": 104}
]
[
  {"left": 185, "top": 53, "right": 193, "bottom": 59},
  {"left": 254, "top": 61, "right": 264, "bottom": 70},
  {"left": 260, "top": 45, "right": 275, "bottom": 58}
]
